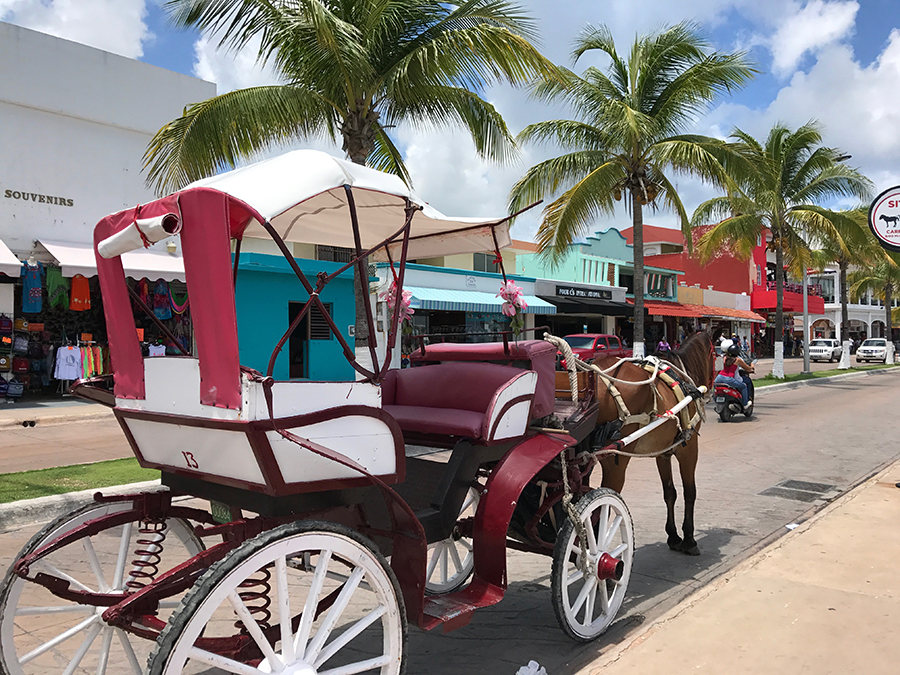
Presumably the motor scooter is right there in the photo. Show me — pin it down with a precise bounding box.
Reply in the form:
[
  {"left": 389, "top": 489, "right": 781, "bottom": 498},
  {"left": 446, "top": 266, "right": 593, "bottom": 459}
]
[{"left": 714, "top": 354, "right": 756, "bottom": 422}]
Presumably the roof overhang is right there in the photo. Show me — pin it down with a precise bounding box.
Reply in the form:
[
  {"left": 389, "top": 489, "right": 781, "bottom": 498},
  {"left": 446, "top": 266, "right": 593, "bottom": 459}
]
[
  {"left": 40, "top": 240, "right": 185, "bottom": 282},
  {"left": 0, "top": 238, "right": 20, "bottom": 277}
]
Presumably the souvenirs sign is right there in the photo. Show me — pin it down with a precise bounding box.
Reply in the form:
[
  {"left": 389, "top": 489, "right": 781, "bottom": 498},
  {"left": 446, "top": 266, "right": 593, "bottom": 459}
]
[{"left": 868, "top": 185, "right": 900, "bottom": 252}]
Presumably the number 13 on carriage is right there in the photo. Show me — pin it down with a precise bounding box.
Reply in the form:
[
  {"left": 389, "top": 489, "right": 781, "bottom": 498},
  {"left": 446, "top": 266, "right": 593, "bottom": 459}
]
[{"left": 868, "top": 185, "right": 900, "bottom": 252}]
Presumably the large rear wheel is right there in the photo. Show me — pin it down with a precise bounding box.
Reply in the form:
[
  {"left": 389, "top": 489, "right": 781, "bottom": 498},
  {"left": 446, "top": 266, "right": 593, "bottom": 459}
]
[
  {"left": 149, "top": 521, "right": 406, "bottom": 675},
  {"left": 0, "top": 500, "right": 203, "bottom": 675},
  {"left": 551, "top": 488, "right": 634, "bottom": 641}
]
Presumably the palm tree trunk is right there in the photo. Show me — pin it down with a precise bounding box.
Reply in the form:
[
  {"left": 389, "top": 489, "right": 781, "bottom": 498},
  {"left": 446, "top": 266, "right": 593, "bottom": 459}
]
[
  {"left": 773, "top": 239, "right": 785, "bottom": 378},
  {"left": 839, "top": 258, "right": 850, "bottom": 369},
  {"left": 632, "top": 196, "right": 645, "bottom": 358}
]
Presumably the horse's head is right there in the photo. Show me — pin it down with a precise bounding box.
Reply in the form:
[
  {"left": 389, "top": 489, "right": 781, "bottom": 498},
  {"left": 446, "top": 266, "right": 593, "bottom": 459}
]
[{"left": 672, "top": 331, "right": 716, "bottom": 390}]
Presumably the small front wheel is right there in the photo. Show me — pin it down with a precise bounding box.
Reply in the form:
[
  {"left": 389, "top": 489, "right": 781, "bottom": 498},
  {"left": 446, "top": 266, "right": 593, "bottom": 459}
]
[
  {"left": 425, "top": 486, "right": 480, "bottom": 594},
  {"left": 551, "top": 488, "right": 634, "bottom": 641}
]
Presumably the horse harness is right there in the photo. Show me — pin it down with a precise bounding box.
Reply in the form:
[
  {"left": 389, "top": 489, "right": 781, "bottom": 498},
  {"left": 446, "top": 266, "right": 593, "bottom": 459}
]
[{"left": 593, "top": 355, "right": 704, "bottom": 458}]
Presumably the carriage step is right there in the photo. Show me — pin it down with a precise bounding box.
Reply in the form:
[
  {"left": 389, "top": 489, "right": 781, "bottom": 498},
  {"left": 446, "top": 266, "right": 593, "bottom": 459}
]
[{"left": 421, "top": 578, "right": 504, "bottom": 633}]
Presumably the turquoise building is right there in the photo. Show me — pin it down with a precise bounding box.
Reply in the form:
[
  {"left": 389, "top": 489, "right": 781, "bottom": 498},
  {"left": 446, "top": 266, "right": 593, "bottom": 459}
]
[{"left": 234, "top": 253, "right": 355, "bottom": 381}]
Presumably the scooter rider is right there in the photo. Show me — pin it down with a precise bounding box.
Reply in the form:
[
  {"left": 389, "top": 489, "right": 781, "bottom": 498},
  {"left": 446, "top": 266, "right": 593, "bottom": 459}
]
[{"left": 714, "top": 344, "right": 755, "bottom": 411}]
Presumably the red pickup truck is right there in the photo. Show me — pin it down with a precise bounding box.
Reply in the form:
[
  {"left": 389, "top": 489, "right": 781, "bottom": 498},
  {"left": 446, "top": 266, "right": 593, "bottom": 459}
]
[{"left": 559, "top": 333, "right": 631, "bottom": 368}]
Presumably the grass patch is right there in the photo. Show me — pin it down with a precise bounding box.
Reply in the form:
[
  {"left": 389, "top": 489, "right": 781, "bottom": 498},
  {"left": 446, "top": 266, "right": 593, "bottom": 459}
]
[
  {"left": 0, "top": 458, "right": 158, "bottom": 504},
  {"left": 754, "top": 362, "right": 900, "bottom": 388}
]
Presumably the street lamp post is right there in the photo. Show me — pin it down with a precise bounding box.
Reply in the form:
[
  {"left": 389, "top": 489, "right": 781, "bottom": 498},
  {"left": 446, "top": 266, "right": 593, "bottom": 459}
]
[{"left": 802, "top": 265, "right": 811, "bottom": 373}]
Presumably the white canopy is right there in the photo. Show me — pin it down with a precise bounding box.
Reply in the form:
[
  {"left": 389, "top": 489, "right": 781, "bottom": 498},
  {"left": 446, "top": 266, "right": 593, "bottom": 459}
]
[
  {"left": 185, "top": 149, "right": 513, "bottom": 260},
  {"left": 40, "top": 240, "right": 185, "bottom": 282},
  {"left": 0, "top": 238, "right": 20, "bottom": 277}
]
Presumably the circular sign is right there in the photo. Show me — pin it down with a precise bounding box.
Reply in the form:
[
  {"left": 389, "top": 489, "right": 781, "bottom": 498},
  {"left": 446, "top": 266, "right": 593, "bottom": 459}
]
[{"left": 868, "top": 185, "right": 900, "bottom": 252}]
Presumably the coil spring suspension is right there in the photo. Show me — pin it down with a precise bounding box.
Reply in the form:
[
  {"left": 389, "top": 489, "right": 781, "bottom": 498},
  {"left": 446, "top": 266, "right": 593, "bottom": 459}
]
[
  {"left": 235, "top": 565, "right": 273, "bottom": 631},
  {"left": 125, "top": 518, "right": 167, "bottom": 592}
]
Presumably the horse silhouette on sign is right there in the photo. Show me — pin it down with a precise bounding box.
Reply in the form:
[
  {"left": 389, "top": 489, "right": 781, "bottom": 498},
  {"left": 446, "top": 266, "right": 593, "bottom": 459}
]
[{"left": 879, "top": 214, "right": 900, "bottom": 226}]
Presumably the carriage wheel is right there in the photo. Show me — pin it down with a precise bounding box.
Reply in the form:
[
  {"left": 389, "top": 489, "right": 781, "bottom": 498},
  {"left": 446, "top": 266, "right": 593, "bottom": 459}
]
[
  {"left": 551, "top": 488, "right": 634, "bottom": 642},
  {"left": 149, "top": 521, "right": 406, "bottom": 675},
  {"left": 0, "top": 500, "right": 203, "bottom": 675},
  {"left": 425, "top": 486, "right": 480, "bottom": 594}
]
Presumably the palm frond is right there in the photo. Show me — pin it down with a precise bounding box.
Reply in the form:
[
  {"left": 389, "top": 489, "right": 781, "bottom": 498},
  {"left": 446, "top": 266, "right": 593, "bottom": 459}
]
[{"left": 507, "top": 150, "right": 618, "bottom": 215}]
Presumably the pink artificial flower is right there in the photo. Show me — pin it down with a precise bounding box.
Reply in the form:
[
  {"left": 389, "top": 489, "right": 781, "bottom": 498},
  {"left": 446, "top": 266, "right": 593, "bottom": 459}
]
[{"left": 501, "top": 302, "right": 516, "bottom": 317}]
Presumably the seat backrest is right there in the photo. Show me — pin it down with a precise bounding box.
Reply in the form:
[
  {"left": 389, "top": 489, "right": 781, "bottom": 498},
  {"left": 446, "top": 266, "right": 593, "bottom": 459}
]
[
  {"left": 384, "top": 361, "right": 526, "bottom": 413},
  {"left": 407, "top": 340, "right": 555, "bottom": 418}
]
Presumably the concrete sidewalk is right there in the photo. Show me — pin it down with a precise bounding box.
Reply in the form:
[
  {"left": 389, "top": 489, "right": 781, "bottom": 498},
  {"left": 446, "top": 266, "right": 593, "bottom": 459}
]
[{"left": 580, "top": 458, "right": 900, "bottom": 675}]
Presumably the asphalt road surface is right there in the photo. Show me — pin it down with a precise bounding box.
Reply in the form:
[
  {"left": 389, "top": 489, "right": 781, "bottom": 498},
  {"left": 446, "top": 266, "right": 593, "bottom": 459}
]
[{"left": 1, "top": 369, "right": 898, "bottom": 674}]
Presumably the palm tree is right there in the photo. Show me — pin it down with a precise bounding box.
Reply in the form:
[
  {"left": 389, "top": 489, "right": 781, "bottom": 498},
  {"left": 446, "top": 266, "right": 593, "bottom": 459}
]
[
  {"left": 694, "top": 123, "right": 872, "bottom": 377},
  {"left": 809, "top": 208, "right": 882, "bottom": 367},
  {"left": 848, "top": 252, "right": 900, "bottom": 352},
  {"left": 146, "top": 0, "right": 560, "bottom": 348},
  {"left": 508, "top": 22, "right": 754, "bottom": 356}
]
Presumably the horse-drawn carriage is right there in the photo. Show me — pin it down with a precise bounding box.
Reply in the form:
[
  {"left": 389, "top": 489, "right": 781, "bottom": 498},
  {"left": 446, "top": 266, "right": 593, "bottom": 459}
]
[{"left": 0, "top": 150, "right": 710, "bottom": 675}]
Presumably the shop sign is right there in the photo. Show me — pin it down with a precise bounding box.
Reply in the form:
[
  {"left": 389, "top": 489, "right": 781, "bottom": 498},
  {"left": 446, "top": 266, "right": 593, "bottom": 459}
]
[
  {"left": 3, "top": 187, "right": 74, "bottom": 207},
  {"left": 555, "top": 285, "right": 612, "bottom": 300},
  {"left": 868, "top": 185, "right": 900, "bottom": 252}
]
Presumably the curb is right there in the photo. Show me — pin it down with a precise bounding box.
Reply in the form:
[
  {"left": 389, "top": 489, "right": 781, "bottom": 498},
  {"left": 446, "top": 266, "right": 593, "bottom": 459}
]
[
  {"left": 0, "top": 408, "right": 113, "bottom": 430},
  {"left": 0, "top": 480, "right": 162, "bottom": 532},
  {"left": 580, "top": 455, "right": 900, "bottom": 674},
  {"left": 754, "top": 364, "right": 900, "bottom": 396}
]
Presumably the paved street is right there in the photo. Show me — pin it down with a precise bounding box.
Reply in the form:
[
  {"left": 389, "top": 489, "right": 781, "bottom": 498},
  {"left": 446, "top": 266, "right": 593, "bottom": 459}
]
[{"left": 0, "top": 368, "right": 898, "bottom": 674}]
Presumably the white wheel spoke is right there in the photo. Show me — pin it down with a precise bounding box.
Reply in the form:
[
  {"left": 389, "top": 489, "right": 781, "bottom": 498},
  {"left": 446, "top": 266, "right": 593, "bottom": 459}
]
[
  {"left": 293, "top": 549, "right": 332, "bottom": 655},
  {"left": 94, "top": 626, "right": 114, "bottom": 675},
  {"left": 304, "top": 566, "right": 364, "bottom": 664},
  {"left": 320, "top": 654, "right": 392, "bottom": 675},
  {"left": 113, "top": 522, "right": 133, "bottom": 590},
  {"left": 227, "top": 590, "right": 283, "bottom": 672},
  {"left": 36, "top": 561, "right": 96, "bottom": 594},
  {"left": 61, "top": 620, "right": 103, "bottom": 675},
  {"left": 599, "top": 577, "right": 610, "bottom": 614},
  {"left": 602, "top": 515, "right": 623, "bottom": 552},
  {"left": 566, "top": 568, "right": 582, "bottom": 587},
  {"left": 274, "top": 556, "right": 294, "bottom": 663},
  {"left": 16, "top": 604, "right": 95, "bottom": 616},
  {"left": 570, "top": 577, "right": 594, "bottom": 616},
  {"left": 609, "top": 542, "right": 628, "bottom": 559},
  {"left": 584, "top": 580, "right": 597, "bottom": 625},
  {"left": 425, "top": 543, "right": 441, "bottom": 581},
  {"left": 447, "top": 541, "right": 464, "bottom": 575},
  {"left": 187, "top": 646, "right": 265, "bottom": 675},
  {"left": 313, "top": 605, "right": 386, "bottom": 669},
  {"left": 461, "top": 492, "right": 476, "bottom": 512},
  {"left": 458, "top": 539, "right": 473, "bottom": 553},
  {"left": 439, "top": 544, "right": 449, "bottom": 584},
  {"left": 20, "top": 614, "right": 97, "bottom": 664},
  {"left": 82, "top": 537, "right": 110, "bottom": 592},
  {"left": 115, "top": 628, "right": 142, "bottom": 675}
]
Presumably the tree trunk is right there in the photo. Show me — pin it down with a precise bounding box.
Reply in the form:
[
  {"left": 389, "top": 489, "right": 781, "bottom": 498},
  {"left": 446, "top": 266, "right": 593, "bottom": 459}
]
[
  {"left": 632, "top": 196, "right": 645, "bottom": 358},
  {"left": 839, "top": 258, "right": 851, "bottom": 368},
  {"left": 772, "top": 239, "right": 785, "bottom": 378}
]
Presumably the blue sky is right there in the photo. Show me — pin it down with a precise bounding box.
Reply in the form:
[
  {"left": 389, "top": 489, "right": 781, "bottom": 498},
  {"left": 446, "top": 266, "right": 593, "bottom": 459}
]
[{"left": 2, "top": 0, "right": 900, "bottom": 239}]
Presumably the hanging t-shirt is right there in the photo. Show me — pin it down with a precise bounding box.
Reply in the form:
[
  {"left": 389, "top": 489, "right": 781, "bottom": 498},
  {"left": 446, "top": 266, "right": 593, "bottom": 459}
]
[
  {"left": 70, "top": 275, "right": 91, "bottom": 311},
  {"left": 148, "top": 344, "right": 166, "bottom": 357},
  {"left": 20, "top": 262, "right": 43, "bottom": 314},
  {"left": 153, "top": 280, "right": 172, "bottom": 320},
  {"left": 137, "top": 278, "right": 151, "bottom": 308},
  {"left": 54, "top": 346, "right": 82, "bottom": 380},
  {"left": 46, "top": 267, "right": 69, "bottom": 309}
]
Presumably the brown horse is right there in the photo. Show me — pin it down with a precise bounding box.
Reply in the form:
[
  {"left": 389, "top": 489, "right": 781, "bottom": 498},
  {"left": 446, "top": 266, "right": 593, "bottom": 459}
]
[{"left": 592, "top": 331, "right": 716, "bottom": 556}]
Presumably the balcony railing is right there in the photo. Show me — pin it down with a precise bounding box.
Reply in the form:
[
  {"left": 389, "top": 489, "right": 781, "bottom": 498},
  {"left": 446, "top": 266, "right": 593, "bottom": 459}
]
[{"left": 765, "top": 280, "right": 822, "bottom": 297}]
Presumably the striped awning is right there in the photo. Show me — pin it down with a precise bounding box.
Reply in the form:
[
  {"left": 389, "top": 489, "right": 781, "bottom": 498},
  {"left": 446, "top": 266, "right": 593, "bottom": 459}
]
[{"left": 406, "top": 286, "right": 556, "bottom": 314}]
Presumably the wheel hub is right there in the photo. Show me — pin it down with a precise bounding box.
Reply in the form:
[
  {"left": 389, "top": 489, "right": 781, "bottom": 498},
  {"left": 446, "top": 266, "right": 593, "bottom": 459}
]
[{"left": 596, "top": 552, "right": 624, "bottom": 581}]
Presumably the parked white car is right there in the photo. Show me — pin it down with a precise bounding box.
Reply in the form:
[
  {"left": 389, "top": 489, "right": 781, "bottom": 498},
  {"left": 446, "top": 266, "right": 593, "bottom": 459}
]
[
  {"left": 808, "top": 338, "right": 842, "bottom": 363},
  {"left": 856, "top": 338, "right": 889, "bottom": 363}
]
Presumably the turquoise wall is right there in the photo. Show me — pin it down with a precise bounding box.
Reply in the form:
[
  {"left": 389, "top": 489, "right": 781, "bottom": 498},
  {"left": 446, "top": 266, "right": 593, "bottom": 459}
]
[
  {"left": 234, "top": 253, "right": 355, "bottom": 381},
  {"left": 581, "top": 228, "right": 632, "bottom": 259}
]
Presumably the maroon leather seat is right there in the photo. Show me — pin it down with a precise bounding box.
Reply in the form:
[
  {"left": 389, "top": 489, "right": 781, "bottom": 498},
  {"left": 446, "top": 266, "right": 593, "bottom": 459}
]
[
  {"left": 382, "top": 361, "right": 536, "bottom": 441},
  {"left": 408, "top": 340, "right": 556, "bottom": 419}
]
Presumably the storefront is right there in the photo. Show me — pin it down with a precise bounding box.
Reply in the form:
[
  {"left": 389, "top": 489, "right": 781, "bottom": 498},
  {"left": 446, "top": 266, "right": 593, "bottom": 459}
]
[
  {"left": 532, "top": 279, "right": 630, "bottom": 338},
  {"left": 373, "top": 263, "right": 556, "bottom": 368}
]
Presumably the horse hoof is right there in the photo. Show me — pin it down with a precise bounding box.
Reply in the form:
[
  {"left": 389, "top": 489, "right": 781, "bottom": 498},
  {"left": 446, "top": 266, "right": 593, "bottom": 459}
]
[
  {"left": 667, "top": 537, "right": 683, "bottom": 551},
  {"left": 682, "top": 543, "right": 700, "bottom": 556}
]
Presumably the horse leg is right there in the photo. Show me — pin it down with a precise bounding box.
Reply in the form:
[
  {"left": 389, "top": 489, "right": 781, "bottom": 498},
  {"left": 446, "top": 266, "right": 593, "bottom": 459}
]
[
  {"left": 599, "top": 453, "right": 631, "bottom": 493},
  {"left": 655, "top": 454, "right": 682, "bottom": 551},
  {"left": 676, "top": 437, "right": 700, "bottom": 556}
]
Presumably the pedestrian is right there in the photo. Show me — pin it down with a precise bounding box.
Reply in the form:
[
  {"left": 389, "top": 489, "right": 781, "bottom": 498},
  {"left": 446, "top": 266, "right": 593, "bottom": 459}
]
[
  {"left": 657, "top": 337, "right": 670, "bottom": 352},
  {"left": 741, "top": 336, "right": 750, "bottom": 355}
]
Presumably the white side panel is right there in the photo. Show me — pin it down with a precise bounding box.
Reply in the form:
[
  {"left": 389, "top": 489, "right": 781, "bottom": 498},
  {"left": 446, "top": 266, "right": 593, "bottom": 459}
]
[
  {"left": 484, "top": 371, "right": 536, "bottom": 441},
  {"left": 490, "top": 401, "right": 534, "bottom": 441},
  {"left": 116, "top": 358, "right": 241, "bottom": 420},
  {"left": 269, "top": 416, "right": 397, "bottom": 484},
  {"left": 125, "top": 419, "right": 264, "bottom": 485},
  {"left": 243, "top": 380, "right": 382, "bottom": 421}
]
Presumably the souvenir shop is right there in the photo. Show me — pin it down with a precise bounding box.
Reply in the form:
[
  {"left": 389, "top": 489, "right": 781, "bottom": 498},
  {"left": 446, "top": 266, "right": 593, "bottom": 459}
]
[{"left": 0, "top": 254, "right": 190, "bottom": 402}]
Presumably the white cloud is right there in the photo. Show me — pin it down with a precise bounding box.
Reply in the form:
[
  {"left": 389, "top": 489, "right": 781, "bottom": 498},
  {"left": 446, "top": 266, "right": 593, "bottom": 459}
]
[
  {"left": 768, "top": 0, "right": 858, "bottom": 76},
  {"left": 0, "top": 0, "right": 151, "bottom": 59},
  {"left": 192, "top": 32, "right": 283, "bottom": 93}
]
